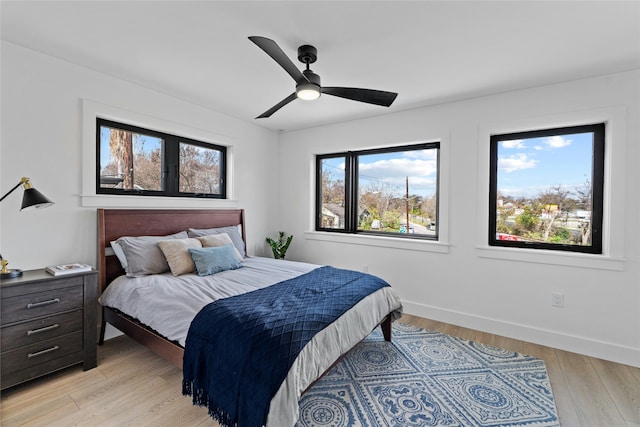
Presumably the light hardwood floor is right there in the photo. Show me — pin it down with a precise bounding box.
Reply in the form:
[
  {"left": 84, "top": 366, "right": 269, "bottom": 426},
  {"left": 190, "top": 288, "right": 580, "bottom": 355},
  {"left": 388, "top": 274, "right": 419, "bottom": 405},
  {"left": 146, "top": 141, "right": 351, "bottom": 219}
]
[{"left": 1, "top": 314, "right": 639, "bottom": 426}]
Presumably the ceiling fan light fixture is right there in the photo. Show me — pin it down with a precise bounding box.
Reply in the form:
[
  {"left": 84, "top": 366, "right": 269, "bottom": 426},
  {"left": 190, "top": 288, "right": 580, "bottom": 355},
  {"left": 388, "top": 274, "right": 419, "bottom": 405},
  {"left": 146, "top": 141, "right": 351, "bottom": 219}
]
[{"left": 296, "top": 83, "right": 321, "bottom": 101}]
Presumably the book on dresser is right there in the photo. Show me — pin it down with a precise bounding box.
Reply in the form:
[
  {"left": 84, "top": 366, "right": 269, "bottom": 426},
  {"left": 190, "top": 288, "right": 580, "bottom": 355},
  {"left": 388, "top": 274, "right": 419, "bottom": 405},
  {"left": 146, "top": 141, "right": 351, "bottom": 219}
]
[{"left": 46, "top": 263, "right": 92, "bottom": 276}]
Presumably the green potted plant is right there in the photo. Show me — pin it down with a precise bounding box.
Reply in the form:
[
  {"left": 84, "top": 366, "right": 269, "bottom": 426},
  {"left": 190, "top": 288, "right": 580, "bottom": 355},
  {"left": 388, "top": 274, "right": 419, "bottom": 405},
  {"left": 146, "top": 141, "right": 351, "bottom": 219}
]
[{"left": 265, "top": 231, "right": 293, "bottom": 259}]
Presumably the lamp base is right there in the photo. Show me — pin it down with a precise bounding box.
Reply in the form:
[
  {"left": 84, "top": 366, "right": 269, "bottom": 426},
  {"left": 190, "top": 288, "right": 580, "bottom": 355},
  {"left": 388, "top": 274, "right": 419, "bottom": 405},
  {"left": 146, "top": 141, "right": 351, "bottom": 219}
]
[{"left": 1, "top": 269, "right": 23, "bottom": 279}]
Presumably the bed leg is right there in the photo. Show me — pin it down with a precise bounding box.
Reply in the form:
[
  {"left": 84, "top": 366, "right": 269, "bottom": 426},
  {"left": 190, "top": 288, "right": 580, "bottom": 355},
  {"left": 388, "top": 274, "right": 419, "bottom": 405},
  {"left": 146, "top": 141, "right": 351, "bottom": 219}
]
[
  {"left": 381, "top": 316, "right": 392, "bottom": 341},
  {"left": 98, "top": 308, "right": 106, "bottom": 345}
]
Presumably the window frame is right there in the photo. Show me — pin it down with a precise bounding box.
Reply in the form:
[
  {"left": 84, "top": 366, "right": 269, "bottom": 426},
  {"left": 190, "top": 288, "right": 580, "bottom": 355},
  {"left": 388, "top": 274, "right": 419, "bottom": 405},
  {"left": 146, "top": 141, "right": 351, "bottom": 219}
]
[
  {"left": 488, "top": 123, "right": 605, "bottom": 254},
  {"left": 316, "top": 142, "right": 440, "bottom": 240},
  {"left": 96, "top": 118, "right": 226, "bottom": 199}
]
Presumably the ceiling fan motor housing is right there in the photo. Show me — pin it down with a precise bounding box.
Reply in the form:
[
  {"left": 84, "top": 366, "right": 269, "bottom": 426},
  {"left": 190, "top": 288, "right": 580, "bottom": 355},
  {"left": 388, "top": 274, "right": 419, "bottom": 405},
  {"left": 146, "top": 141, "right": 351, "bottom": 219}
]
[{"left": 297, "top": 45, "right": 317, "bottom": 64}]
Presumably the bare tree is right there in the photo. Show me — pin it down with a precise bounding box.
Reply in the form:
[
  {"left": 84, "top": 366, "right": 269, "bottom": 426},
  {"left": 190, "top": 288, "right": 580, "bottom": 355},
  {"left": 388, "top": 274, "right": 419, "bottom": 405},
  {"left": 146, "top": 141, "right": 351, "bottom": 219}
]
[
  {"left": 109, "top": 129, "right": 133, "bottom": 188},
  {"left": 321, "top": 169, "right": 345, "bottom": 205},
  {"left": 574, "top": 179, "right": 593, "bottom": 245},
  {"left": 179, "top": 145, "right": 221, "bottom": 193},
  {"left": 537, "top": 185, "right": 570, "bottom": 241}
]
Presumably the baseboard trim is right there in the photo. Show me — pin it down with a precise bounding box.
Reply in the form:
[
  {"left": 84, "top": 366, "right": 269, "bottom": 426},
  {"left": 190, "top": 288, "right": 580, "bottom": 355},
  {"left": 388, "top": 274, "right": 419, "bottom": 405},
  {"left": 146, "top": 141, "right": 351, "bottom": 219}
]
[{"left": 402, "top": 300, "right": 640, "bottom": 368}]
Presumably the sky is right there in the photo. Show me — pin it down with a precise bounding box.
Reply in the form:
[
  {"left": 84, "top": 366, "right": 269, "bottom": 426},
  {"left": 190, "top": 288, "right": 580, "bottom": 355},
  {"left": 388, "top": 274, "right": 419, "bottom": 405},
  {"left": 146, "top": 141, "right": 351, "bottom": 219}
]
[
  {"left": 99, "top": 126, "right": 163, "bottom": 171},
  {"left": 322, "top": 131, "right": 594, "bottom": 201},
  {"left": 322, "top": 148, "right": 439, "bottom": 198},
  {"left": 497, "top": 131, "right": 594, "bottom": 199}
]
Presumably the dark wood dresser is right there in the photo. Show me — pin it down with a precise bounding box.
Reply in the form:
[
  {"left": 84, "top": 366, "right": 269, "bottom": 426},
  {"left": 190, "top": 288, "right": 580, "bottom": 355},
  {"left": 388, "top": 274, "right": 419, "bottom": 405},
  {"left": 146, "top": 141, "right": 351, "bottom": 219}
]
[{"left": 1, "top": 269, "right": 98, "bottom": 390}]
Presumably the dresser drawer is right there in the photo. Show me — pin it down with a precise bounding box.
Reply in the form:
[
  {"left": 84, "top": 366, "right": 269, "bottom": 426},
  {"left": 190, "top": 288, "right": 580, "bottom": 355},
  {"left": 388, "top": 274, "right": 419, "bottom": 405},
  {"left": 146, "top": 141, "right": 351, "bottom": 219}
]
[
  {"left": 1, "top": 331, "right": 83, "bottom": 375},
  {"left": 1, "top": 285, "right": 83, "bottom": 325},
  {"left": 1, "top": 352, "right": 85, "bottom": 390},
  {"left": 0, "top": 275, "right": 84, "bottom": 298},
  {"left": 1, "top": 310, "right": 83, "bottom": 351}
]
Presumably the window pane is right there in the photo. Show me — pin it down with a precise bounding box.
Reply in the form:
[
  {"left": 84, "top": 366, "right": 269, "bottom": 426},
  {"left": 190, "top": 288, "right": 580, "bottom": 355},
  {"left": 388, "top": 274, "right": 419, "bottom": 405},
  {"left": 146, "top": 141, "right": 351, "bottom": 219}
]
[
  {"left": 493, "top": 128, "right": 599, "bottom": 249},
  {"left": 99, "top": 125, "right": 163, "bottom": 191},
  {"left": 319, "top": 157, "right": 346, "bottom": 229},
  {"left": 357, "top": 148, "right": 438, "bottom": 236},
  {"left": 179, "top": 143, "right": 222, "bottom": 194}
]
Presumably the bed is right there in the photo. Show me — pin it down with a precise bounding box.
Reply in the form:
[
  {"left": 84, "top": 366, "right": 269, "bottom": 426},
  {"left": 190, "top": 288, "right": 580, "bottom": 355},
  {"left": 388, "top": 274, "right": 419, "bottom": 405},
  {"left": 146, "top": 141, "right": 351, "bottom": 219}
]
[{"left": 97, "top": 208, "right": 402, "bottom": 426}]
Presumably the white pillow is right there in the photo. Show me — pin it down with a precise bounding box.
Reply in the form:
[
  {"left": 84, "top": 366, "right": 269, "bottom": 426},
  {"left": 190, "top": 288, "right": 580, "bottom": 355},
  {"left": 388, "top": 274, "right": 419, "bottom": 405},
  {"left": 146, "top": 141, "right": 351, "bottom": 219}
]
[{"left": 110, "top": 240, "right": 128, "bottom": 270}]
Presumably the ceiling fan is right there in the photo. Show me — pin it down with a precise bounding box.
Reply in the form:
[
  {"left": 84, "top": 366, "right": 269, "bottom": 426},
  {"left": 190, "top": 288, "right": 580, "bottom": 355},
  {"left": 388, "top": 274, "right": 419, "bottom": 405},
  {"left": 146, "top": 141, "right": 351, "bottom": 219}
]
[{"left": 249, "top": 36, "right": 398, "bottom": 119}]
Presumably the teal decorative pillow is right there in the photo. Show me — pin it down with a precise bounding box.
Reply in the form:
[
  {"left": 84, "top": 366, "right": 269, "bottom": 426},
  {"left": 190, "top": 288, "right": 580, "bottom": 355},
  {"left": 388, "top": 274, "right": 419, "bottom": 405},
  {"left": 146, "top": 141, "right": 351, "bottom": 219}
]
[{"left": 188, "top": 244, "right": 244, "bottom": 276}]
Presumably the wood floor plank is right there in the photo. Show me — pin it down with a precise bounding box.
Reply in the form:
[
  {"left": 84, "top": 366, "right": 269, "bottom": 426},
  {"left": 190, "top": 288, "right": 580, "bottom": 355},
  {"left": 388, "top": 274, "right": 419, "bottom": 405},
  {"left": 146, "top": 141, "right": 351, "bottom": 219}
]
[
  {"left": 1, "top": 313, "right": 638, "bottom": 426},
  {"left": 0, "top": 366, "right": 104, "bottom": 413},
  {"left": 590, "top": 357, "right": 640, "bottom": 425},
  {"left": 524, "top": 341, "right": 582, "bottom": 427},
  {"left": 1, "top": 394, "right": 78, "bottom": 427},
  {"left": 556, "top": 349, "right": 628, "bottom": 426}
]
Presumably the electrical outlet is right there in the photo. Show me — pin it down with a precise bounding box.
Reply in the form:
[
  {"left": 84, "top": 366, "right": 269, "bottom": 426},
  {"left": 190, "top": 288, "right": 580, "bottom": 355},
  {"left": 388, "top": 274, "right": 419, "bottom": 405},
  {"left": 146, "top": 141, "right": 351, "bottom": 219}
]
[{"left": 551, "top": 292, "right": 564, "bottom": 308}]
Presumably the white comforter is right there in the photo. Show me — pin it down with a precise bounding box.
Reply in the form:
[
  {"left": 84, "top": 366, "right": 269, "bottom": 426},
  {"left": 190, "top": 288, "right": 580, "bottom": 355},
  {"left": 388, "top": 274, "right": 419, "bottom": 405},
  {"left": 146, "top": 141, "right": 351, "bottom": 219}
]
[{"left": 99, "top": 256, "right": 403, "bottom": 426}]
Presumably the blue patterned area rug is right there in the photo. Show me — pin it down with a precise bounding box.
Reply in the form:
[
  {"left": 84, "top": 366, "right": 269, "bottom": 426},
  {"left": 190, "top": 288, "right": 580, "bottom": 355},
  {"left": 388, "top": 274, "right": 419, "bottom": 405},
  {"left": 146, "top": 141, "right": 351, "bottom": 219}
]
[{"left": 297, "top": 322, "right": 560, "bottom": 427}]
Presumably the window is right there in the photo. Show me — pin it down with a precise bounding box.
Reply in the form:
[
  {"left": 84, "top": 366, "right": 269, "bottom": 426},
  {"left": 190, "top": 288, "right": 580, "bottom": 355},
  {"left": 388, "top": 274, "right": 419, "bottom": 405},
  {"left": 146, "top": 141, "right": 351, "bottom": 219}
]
[
  {"left": 97, "top": 118, "right": 226, "bottom": 198},
  {"left": 489, "top": 123, "right": 604, "bottom": 253},
  {"left": 316, "top": 143, "right": 439, "bottom": 239}
]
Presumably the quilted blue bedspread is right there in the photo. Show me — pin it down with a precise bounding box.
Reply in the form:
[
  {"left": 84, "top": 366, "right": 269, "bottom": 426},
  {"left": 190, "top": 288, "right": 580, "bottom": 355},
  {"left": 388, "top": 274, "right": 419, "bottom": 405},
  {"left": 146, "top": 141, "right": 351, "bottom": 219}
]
[{"left": 182, "top": 265, "right": 390, "bottom": 427}]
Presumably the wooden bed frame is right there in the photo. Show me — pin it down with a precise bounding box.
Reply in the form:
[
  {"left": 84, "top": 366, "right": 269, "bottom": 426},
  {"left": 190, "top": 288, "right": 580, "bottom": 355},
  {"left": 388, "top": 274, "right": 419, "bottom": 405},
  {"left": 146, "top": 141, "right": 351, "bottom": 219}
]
[{"left": 97, "top": 208, "right": 391, "bottom": 369}]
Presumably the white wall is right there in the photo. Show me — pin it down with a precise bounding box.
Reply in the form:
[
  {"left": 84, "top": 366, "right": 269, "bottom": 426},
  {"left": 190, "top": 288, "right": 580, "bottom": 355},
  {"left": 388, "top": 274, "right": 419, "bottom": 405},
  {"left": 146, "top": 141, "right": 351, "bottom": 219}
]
[
  {"left": 279, "top": 70, "right": 640, "bottom": 367},
  {"left": 0, "top": 41, "right": 280, "bottom": 271}
]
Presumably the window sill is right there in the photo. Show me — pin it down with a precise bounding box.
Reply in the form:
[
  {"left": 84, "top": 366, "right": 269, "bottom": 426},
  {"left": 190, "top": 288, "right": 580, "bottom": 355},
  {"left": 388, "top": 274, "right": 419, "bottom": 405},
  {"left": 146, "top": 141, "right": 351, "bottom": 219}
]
[
  {"left": 476, "top": 246, "right": 625, "bottom": 271},
  {"left": 304, "top": 231, "right": 449, "bottom": 254},
  {"left": 81, "top": 193, "right": 239, "bottom": 208}
]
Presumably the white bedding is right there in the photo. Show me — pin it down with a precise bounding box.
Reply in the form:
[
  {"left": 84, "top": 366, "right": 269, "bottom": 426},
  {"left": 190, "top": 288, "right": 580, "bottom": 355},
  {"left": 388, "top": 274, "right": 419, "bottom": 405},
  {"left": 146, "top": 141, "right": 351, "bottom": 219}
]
[
  {"left": 99, "top": 256, "right": 403, "bottom": 426},
  {"left": 99, "top": 256, "right": 318, "bottom": 346}
]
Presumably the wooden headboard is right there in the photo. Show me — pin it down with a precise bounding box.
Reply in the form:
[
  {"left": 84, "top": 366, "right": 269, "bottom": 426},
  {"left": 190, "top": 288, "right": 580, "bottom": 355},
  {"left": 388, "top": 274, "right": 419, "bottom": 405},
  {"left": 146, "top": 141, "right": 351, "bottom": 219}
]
[{"left": 97, "top": 209, "right": 246, "bottom": 293}]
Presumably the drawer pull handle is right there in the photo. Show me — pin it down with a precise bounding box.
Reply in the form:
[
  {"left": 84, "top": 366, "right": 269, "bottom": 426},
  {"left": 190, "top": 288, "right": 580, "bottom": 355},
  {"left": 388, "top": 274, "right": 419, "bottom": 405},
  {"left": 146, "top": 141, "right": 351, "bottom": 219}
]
[
  {"left": 27, "top": 346, "right": 60, "bottom": 358},
  {"left": 26, "top": 298, "right": 60, "bottom": 309},
  {"left": 27, "top": 324, "right": 60, "bottom": 336}
]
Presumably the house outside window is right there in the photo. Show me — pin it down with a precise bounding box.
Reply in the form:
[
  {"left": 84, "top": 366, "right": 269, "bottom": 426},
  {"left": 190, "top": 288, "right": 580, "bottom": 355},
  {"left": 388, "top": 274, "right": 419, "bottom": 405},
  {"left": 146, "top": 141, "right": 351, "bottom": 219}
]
[
  {"left": 317, "top": 142, "right": 439, "bottom": 239},
  {"left": 97, "top": 118, "right": 226, "bottom": 199},
  {"left": 489, "top": 123, "right": 605, "bottom": 254}
]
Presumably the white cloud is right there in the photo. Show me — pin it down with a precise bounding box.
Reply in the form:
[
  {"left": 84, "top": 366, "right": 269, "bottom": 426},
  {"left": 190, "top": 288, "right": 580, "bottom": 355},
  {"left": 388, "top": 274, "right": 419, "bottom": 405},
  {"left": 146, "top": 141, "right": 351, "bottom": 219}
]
[
  {"left": 359, "top": 158, "right": 437, "bottom": 177},
  {"left": 358, "top": 157, "right": 438, "bottom": 194},
  {"left": 498, "top": 153, "right": 537, "bottom": 173},
  {"left": 402, "top": 149, "right": 438, "bottom": 160},
  {"left": 545, "top": 135, "right": 572, "bottom": 148},
  {"left": 501, "top": 139, "right": 526, "bottom": 149}
]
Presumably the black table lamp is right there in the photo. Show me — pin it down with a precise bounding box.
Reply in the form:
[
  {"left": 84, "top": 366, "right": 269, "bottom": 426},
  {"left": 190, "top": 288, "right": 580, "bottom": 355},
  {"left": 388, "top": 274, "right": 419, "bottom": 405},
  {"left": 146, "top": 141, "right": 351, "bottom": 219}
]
[{"left": 0, "top": 177, "right": 54, "bottom": 279}]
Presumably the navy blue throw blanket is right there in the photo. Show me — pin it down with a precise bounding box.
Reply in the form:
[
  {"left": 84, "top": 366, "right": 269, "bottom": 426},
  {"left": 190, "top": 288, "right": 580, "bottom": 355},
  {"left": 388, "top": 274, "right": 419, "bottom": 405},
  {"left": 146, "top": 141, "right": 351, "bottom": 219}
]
[{"left": 182, "top": 266, "right": 390, "bottom": 427}]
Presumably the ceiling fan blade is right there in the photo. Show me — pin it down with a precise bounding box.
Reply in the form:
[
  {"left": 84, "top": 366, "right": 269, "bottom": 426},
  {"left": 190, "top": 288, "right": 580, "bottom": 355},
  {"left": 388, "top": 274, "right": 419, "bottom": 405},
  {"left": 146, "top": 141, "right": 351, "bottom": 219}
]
[
  {"left": 321, "top": 87, "right": 398, "bottom": 107},
  {"left": 249, "top": 36, "right": 308, "bottom": 86},
  {"left": 256, "top": 93, "right": 298, "bottom": 118}
]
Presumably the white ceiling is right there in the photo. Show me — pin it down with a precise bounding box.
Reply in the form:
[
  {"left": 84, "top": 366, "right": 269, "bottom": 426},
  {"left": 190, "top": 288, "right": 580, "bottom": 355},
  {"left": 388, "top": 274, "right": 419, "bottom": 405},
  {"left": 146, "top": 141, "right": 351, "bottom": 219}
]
[{"left": 2, "top": 1, "right": 639, "bottom": 132}]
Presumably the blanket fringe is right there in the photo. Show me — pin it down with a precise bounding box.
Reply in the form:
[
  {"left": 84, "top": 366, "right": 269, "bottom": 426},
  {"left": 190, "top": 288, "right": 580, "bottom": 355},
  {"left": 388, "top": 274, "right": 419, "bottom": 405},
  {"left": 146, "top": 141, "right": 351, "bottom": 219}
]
[{"left": 183, "top": 380, "right": 236, "bottom": 427}]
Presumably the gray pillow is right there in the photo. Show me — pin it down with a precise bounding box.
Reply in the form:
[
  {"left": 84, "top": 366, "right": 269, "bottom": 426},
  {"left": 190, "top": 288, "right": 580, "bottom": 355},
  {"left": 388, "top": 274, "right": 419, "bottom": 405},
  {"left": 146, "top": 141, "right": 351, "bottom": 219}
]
[
  {"left": 116, "top": 231, "right": 188, "bottom": 277},
  {"left": 187, "top": 225, "right": 246, "bottom": 257}
]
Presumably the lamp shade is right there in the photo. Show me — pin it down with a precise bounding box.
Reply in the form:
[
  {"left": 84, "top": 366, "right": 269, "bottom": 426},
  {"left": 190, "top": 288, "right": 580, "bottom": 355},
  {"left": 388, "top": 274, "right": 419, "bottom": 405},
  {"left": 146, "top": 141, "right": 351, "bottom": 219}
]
[{"left": 21, "top": 187, "right": 54, "bottom": 211}]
